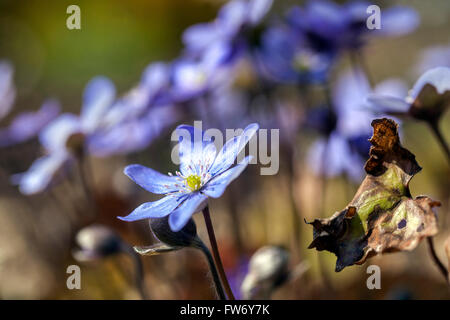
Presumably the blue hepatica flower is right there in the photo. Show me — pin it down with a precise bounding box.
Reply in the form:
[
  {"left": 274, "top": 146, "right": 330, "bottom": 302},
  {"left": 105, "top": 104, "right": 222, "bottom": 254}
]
[
  {"left": 119, "top": 123, "right": 259, "bottom": 232},
  {"left": 102, "top": 63, "right": 169, "bottom": 126},
  {"left": 89, "top": 63, "right": 179, "bottom": 156},
  {"left": 368, "top": 67, "right": 450, "bottom": 122},
  {"left": 307, "top": 69, "right": 407, "bottom": 181},
  {"left": 256, "top": 23, "right": 335, "bottom": 84},
  {"left": 165, "top": 57, "right": 230, "bottom": 103},
  {"left": 287, "top": 1, "right": 419, "bottom": 52},
  {"left": 13, "top": 76, "right": 115, "bottom": 194},
  {"left": 182, "top": 0, "right": 273, "bottom": 68}
]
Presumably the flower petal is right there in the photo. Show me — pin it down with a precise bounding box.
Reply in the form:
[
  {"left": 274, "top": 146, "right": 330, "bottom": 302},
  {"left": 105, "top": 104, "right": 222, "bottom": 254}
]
[
  {"left": 202, "top": 155, "right": 252, "bottom": 198},
  {"left": 169, "top": 193, "right": 208, "bottom": 231},
  {"left": 367, "top": 95, "right": 410, "bottom": 114},
  {"left": 209, "top": 123, "right": 258, "bottom": 177},
  {"left": 218, "top": 0, "right": 247, "bottom": 36},
  {"left": 141, "top": 62, "right": 169, "bottom": 91},
  {"left": 81, "top": 76, "right": 116, "bottom": 133},
  {"left": 333, "top": 69, "right": 374, "bottom": 137},
  {"left": 182, "top": 22, "right": 222, "bottom": 52},
  {"left": 175, "top": 124, "right": 216, "bottom": 176},
  {"left": 248, "top": 0, "right": 273, "bottom": 25},
  {"left": 39, "top": 113, "right": 81, "bottom": 152},
  {"left": 377, "top": 6, "right": 420, "bottom": 37},
  {"left": 118, "top": 194, "right": 187, "bottom": 222},
  {"left": 307, "top": 133, "right": 364, "bottom": 182},
  {"left": 124, "top": 164, "right": 180, "bottom": 194},
  {"left": 0, "top": 99, "right": 60, "bottom": 147},
  {"left": 11, "top": 152, "right": 70, "bottom": 195}
]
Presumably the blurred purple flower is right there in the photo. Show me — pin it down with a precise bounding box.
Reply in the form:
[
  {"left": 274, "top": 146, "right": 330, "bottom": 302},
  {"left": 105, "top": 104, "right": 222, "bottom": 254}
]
[
  {"left": 89, "top": 105, "right": 178, "bottom": 157},
  {"left": 119, "top": 123, "right": 258, "bottom": 231},
  {"left": 368, "top": 67, "right": 450, "bottom": 123},
  {"left": 307, "top": 69, "right": 407, "bottom": 181},
  {"left": 182, "top": 0, "right": 273, "bottom": 68},
  {"left": 206, "top": 85, "right": 249, "bottom": 130},
  {"left": 256, "top": 23, "right": 335, "bottom": 84},
  {"left": 104, "top": 63, "right": 169, "bottom": 125},
  {"left": 287, "top": 1, "right": 419, "bottom": 52},
  {"left": 0, "top": 61, "right": 16, "bottom": 120},
  {"left": 226, "top": 256, "right": 250, "bottom": 300},
  {"left": 0, "top": 99, "right": 60, "bottom": 147},
  {"left": 165, "top": 58, "right": 229, "bottom": 103},
  {"left": 89, "top": 63, "right": 181, "bottom": 156},
  {"left": 13, "top": 76, "right": 116, "bottom": 194}
]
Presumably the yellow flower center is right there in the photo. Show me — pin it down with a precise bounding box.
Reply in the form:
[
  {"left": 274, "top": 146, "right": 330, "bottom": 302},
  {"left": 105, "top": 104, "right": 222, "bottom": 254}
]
[
  {"left": 185, "top": 174, "right": 202, "bottom": 191},
  {"left": 293, "top": 53, "right": 312, "bottom": 72}
]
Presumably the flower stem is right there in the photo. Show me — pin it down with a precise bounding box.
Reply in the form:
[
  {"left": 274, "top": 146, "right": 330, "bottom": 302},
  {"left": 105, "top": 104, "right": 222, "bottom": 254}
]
[
  {"left": 202, "top": 206, "right": 236, "bottom": 300},
  {"left": 286, "top": 149, "right": 302, "bottom": 260},
  {"left": 428, "top": 120, "right": 450, "bottom": 163},
  {"left": 194, "top": 240, "right": 227, "bottom": 300},
  {"left": 121, "top": 242, "right": 149, "bottom": 299},
  {"left": 426, "top": 237, "right": 449, "bottom": 285},
  {"left": 316, "top": 139, "right": 336, "bottom": 295},
  {"left": 76, "top": 155, "right": 98, "bottom": 221}
]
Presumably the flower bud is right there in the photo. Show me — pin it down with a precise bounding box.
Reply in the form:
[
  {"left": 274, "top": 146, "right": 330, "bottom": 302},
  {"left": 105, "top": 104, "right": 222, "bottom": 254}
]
[
  {"left": 73, "top": 224, "right": 122, "bottom": 261},
  {"left": 150, "top": 215, "right": 198, "bottom": 248},
  {"left": 240, "top": 245, "right": 290, "bottom": 300}
]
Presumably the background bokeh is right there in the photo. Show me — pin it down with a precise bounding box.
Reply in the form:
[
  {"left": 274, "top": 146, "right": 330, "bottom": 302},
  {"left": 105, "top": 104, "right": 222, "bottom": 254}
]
[{"left": 0, "top": 0, "right": 449, "bottom": 299}]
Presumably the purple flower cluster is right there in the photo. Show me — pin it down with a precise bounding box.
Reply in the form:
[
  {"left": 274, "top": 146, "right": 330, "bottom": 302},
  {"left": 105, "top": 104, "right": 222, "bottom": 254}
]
[{"left": 3, "top": 0, "right": 445, "bottom": 202}]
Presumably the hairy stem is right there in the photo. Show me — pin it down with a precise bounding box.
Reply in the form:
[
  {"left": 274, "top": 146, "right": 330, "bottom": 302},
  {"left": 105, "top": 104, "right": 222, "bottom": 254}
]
[
  {"left": 202, "top": 206, "right": 236, "bottom": 300},
  {"left": 194, "top": 240, "right": 227, "bottom": 300}
]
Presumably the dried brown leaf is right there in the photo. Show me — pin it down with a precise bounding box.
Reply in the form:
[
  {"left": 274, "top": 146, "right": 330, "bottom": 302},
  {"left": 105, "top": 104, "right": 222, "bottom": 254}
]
[{"left": 307, "top": 118, "right": 441, "bottom": 271}]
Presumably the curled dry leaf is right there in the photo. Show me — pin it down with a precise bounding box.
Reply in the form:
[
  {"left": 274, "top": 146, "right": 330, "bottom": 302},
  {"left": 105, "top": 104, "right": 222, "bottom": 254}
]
[
  {"left": 134, "top": 243, "right": 180, "bottom": 256},
  {"left": 307, "top": 118, "right": 441, "bottom": 272}
]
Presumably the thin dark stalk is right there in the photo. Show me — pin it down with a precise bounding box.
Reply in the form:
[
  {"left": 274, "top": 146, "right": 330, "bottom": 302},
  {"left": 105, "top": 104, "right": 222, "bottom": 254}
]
[
  {"left": 121, "top": 243, "right": 149, "bottom": 299},
  {"left": 317, "top": 179, "right": 335, "bottom": 294},
  {"left": 76, "top": 155, "right": 98, "bottom": 221},
  {"left": 426, "top": 237, "right": 449, "bottom": 285},
  {"left": 428, "top": 121, "right": 450, "bottom": 163},
  {"left": 202, "top": 206, "right": 236, "bottom": 300},
  {"left": 286, "top": 149, "right": 302, "bottom": 260},
  {"left": 194, "top": 240, "right": 227, "bottom": 300},
  {"left": 317, "top": 139, "right": 335, "bottom": 294},
  {"left": 316, "top": 81, "right": 336, "bottom": 293}
]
